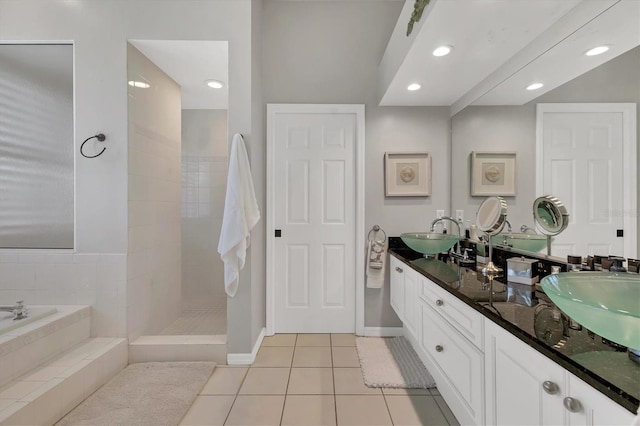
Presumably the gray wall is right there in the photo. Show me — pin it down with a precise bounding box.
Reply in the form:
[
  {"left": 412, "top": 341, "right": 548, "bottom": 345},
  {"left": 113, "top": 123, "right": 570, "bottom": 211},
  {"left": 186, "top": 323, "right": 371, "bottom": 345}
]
[
  {"left": 262, "top": 0, "right": 451, "bottom": 328},
  {"left": 452, "top": 46, "right": 640, "bottom": 255}
]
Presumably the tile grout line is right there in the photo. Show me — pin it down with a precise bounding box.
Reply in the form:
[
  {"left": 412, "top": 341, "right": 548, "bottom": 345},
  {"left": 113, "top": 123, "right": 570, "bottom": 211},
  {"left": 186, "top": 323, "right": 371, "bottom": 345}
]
[
  {"left": 330, "top": 334, "right": 339, "bottom": 426},
  {"left": 278, "top": 334, "right": 296, "bottom": 426},
  {"left": 222, "top": 360, "right": 250, "bottom": 425}
]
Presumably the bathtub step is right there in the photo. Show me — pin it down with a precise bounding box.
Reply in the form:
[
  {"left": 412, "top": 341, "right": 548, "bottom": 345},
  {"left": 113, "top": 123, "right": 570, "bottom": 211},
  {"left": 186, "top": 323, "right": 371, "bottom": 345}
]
[
  {"left": 0, "top": 305, "right": 91, "bottom": 389},
  {"left": 0, "top": 337, "right": 127, "bottom": 425},
  {"left": 129, "top": 334, "right": 227, "bottom": 364}
]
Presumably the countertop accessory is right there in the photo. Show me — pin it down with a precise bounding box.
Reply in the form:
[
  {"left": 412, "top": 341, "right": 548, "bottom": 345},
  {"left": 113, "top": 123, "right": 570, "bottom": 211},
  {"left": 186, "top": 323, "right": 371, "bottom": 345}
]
[
  {"left": 507, "top": 256, "right": 539, "bottom": 285},
  {"left": 80, "top": 133, "right": 106, "bottom": 158},
  {"left": 475, "top": 196, "right": 507, "bottom": 279},
  {"left": 533, "top": 195, "right": 569, "bottom": 255}
]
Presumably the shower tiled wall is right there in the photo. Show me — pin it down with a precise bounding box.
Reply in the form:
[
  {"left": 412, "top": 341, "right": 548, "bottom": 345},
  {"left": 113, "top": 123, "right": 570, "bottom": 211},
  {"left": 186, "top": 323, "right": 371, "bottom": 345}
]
[
  {"left": 181, "top": 110, "right": 228, "bottom": 308},
  {"left": 127, "top": 43, "right": 182, "bottom": 340}
]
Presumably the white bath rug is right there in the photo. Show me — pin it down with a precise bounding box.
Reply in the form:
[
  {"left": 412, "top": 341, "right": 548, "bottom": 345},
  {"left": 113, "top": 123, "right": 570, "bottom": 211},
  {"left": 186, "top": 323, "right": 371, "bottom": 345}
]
[
  {"left": 56, "top": 361, "right": 215, "bottom": 426},
  {"left": 356, "top": 336, "right": 436, "bottom": 389}
]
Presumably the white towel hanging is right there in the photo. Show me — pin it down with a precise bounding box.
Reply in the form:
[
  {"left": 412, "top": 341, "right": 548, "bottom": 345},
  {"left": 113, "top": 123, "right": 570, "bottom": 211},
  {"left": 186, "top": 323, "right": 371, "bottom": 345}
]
[{"left": 217, "top": 133, "right": 260, "bottom": 297}]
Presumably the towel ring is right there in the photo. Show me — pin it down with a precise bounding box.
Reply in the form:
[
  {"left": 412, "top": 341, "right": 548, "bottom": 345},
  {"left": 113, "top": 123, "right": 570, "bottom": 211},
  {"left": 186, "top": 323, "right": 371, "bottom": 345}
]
[{"left": 368, "top": 225, "right": 386, "bottom": 243}]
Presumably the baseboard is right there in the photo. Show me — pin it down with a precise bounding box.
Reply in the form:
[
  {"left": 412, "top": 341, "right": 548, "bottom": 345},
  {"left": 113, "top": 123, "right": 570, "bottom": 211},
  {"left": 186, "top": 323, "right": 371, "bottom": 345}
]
[
  {"left": 363, "top": 327, "right": 404, "bottom": 337},
  {"left": 227, "top": 327, "right": 266, "bottom": 365}
]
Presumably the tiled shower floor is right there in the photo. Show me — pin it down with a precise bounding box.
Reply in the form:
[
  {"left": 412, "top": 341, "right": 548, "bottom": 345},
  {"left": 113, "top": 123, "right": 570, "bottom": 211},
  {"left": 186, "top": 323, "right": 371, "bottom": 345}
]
[{"left": 161, "top": 297, "right": 226, "bottom": 335}]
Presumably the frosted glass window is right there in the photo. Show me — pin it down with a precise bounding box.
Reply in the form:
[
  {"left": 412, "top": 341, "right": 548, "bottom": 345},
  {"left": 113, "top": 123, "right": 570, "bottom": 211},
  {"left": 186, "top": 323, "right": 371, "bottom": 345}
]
[{"left": 0, "top": 44, "right": 74, "bottom": 248}]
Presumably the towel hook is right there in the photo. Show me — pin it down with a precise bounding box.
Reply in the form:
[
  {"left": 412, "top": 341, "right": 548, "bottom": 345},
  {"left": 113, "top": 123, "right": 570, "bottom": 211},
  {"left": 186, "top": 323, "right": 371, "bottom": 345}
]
[
  {"left": 368, "top": 225, "right": 386, "bottom": 243},
  {"left": 80, "top": 133, "right": 106, "bottom": 158}
]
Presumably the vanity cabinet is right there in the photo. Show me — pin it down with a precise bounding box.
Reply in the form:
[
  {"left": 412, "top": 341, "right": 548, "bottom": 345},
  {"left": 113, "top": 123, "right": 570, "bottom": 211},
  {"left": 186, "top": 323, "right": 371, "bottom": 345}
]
[
  {"left": 485, "top": 319, "right": 566, "bottom": 425},
  {"left": 391, "top": 253, "right": 636, "bottom": 425},
  {"left": 420, "top": 294, "right": 485, "bottom": 425},
  {"left": 389, "top": 255, "right": 419, "bottom": 335},
  {"left": 485, "top": 319, "right": 635, "bottom": 426},
  {"left": 390, "top": 256, "right": 405, "bottom": 320}
]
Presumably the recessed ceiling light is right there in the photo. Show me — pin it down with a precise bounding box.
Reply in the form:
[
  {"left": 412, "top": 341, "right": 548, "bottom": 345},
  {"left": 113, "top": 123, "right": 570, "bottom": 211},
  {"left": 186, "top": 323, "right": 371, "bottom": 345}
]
[
  {"left": 407, "top": 83, "right": 421, "bottom": 91},
  {"left": 526, "top": 83, "right": 544, "bottom": 91},
  {"left": 128, "top": 80, "right": 150, "bottom": 89},
  {"left": 585, "top": 45, "right": 610, "bottom": 56},
  {"left": 206, "top": 79, "right": 224, "bottom": 89},
  {"left": 432, "top": 45, "right": 453, "bottom": 57}
]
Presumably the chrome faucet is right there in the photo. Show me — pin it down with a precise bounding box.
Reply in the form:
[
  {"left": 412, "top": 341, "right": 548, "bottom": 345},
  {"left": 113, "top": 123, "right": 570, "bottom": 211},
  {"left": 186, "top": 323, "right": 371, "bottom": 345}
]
[
  {"left": 430, "top": 216, "right": 462, "bottom": 254},
  {"left": 504, "top": 219, "right": 512, "bottom": 233},
  {"left": 0, "top": 301, "right": 28, "bottom": 320},
  {"left": 520, "top": 225, "right": 536, "bottom": 234}
]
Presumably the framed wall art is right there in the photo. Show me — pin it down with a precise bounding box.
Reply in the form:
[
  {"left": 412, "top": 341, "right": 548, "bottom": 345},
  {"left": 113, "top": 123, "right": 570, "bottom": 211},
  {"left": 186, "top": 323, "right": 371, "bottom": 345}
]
[
  {"left": 470, "top": 151, "right": 516, "bottom": 196},
  {"left": 384, "top": 152, "right": 431, "bottom": 197}
]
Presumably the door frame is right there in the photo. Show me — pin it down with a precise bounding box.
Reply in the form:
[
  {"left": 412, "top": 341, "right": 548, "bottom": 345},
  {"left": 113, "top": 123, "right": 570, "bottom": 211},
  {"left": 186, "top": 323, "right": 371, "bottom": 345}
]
[
  {"left": 536, "top": 103, "right": 637, "bottom": 258},
  {"left": 266, "top": 104, "right": 365, "bottom": 336}
]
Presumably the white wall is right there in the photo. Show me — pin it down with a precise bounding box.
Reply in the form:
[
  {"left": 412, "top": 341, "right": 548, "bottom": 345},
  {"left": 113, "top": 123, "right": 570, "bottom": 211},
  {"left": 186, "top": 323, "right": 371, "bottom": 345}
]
[
  {"left": 262, "top": 0, "right": 450, "bottom": 328},
  {"left": 181, "top": 109, "right": 228, "bottom": 304},
  {"left": 451, "top": 47, "right": 640, "bottom": 254},
  {"left": 127, "top": 44, "right": 182, "bottom": 339},
  {"left": 0, "top": 0, "right": 254, "bottom": 343}
]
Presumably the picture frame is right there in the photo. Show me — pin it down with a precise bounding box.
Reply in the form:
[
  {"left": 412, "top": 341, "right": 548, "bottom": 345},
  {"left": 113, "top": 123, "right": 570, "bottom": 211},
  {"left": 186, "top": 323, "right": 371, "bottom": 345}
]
[
  {"left": 384, "top": 152, "right": 431, "bottom": 197},
  {"left": 470, "top": 151, "right": 517, "bottom": 196}
]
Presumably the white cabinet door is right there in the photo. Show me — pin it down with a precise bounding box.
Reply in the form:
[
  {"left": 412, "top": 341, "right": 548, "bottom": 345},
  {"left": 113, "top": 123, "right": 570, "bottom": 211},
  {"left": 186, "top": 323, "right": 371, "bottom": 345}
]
[
  {"left": 485, "top": 319, "right": 566, "bottom": 426},
  {"left": 420, "top": 276, "right": 484, "bottom": 349},
  {"left": 421, "top": 300, "right": 484, "bottom": 425},
  {"left": 565, "top": 373, "right": 635, "bottom": 426},
  {"left": 389, "top": 256, "right": 404, "bottom": 321},
  {"left": 403, "top": 266, "right": 419, "bottom": 337}
]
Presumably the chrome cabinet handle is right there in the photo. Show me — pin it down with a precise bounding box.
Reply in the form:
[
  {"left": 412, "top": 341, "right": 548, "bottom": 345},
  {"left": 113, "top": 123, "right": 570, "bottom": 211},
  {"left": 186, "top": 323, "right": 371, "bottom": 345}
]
[
  {"left": 395, "top": 267, "right": 403, "bottom": 273},
  {"left": 563, "top": 397, "right": 582, "bottom": 413},
  {"left": 436, "top": 299, "right": 443, "bottom": 306},
  {"left": 435, "top": 345, "right": 443, "bottom": 352},
  {"left": 542, "top": 381, "right": 559, "bottom": 395}
]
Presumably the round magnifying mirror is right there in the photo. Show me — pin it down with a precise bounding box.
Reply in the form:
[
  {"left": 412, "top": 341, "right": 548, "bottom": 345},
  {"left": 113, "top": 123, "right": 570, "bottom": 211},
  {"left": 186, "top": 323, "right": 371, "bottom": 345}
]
[
  {"left": 476, "top": 196, "right": 508, "bottom": 236},
  {"left": 533, "top": 195, "right": 569, "bottom": 235}
]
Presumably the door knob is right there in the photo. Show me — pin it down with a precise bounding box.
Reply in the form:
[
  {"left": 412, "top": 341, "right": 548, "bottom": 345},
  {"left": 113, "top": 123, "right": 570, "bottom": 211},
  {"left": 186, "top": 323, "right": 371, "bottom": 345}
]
[
  {"left": 395, "top": 267, "right": 403, "bottom": 273},
  {"left": 435, "top": 345, "right": 443, "bottom": 352},
  {"left": 436, "top": 299, "right": 444, "bottom": 306},
  {"left": 563, "top": 397, "right": 582, "bottom": 413},
  {"left": 542, "top": 381, "right": 558, "bottom": 395}
]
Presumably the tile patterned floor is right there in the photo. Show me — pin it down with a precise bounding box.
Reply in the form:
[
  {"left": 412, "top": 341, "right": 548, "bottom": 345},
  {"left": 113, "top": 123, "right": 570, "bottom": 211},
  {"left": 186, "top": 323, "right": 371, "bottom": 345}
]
[{"left": 180, "top": 334, "right": 459, "bottom": 426}]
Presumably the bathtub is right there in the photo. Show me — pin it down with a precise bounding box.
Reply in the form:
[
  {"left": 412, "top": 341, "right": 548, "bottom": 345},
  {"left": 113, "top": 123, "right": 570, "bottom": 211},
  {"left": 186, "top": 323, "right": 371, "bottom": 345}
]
[{"left": 0, "top": 305, "right": 58, "bottom": 335}]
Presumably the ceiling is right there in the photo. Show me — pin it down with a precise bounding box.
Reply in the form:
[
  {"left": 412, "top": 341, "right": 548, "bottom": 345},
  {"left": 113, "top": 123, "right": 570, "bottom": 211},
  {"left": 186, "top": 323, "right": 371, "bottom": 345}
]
[
  {"left": 129, "top": 40, "right": 228, "bottom": 110},
  {"left": 378, "top": 0, "right": 640, "bottom": 114}
]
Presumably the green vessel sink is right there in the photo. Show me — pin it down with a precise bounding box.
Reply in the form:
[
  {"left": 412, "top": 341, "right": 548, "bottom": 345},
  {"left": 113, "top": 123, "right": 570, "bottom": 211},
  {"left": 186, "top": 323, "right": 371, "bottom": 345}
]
[
  {"left": 540, "top": 272, "right": 640, "bottom": 349},
  {"left": 491, "top": 233, "right": 547, "bottom": 252},
  {"left": 401, "top": 232, "right": 458, "bottom": 255}
]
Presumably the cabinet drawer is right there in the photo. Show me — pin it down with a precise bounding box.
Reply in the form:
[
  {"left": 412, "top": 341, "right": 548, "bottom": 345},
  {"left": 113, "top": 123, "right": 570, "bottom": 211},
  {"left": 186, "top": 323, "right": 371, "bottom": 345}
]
[
  {"left": 421, "top": 300, "right": 484, "bottom": 425},
  {"left": 420, "top": 276, "right": 484, "bottom": 350}
]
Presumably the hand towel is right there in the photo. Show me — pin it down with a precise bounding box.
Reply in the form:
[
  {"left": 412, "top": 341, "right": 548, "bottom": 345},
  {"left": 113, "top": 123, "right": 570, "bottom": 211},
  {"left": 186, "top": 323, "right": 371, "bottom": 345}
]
[
  {"left": 366, "top": 238, "right": 387, "bottom": 289},
  {"left": 217, "top": 134, "right": 260, "bottom": 297}
]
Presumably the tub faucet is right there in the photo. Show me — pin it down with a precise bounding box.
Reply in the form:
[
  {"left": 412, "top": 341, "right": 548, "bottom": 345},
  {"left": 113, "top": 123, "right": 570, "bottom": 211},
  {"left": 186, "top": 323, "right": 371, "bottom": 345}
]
[
  {"left": 430, "top": 216, "right": 462, "bottom": 255},
  {"left": 0, "top": 301, "right": 28, "bottom": 320}
]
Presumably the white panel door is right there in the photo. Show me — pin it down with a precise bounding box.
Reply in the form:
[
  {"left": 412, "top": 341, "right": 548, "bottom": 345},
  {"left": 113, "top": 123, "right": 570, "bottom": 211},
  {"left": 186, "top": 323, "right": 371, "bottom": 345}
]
[
  {"left": 271, "top": 111, "right": 356, "bottom": 333},
  {"left": 539, "top": 108, "right": 628, "bottom": 258}
]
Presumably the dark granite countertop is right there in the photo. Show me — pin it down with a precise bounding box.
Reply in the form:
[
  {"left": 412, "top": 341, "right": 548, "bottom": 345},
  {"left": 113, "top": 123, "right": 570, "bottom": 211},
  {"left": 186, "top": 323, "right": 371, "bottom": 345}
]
[{"left": 389, "top": 240, "right": 640, "bottom": 414}]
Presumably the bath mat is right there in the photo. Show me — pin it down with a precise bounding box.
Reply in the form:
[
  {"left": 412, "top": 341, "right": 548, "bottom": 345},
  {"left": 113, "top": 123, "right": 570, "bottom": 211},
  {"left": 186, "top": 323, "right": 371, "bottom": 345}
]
[
  {"left": 56, "top": 361, "right": 215, "bottom": 426},
  {"left": 356, "top": 336, "right": 436, "bottom": 389}
]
